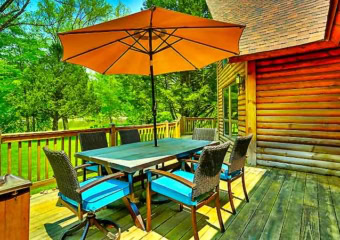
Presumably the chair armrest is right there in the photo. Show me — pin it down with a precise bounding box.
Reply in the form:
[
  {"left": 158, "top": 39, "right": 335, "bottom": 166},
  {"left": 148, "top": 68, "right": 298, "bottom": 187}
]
[
  {"left": 76, "top": 172, "right": 125, "bottom": 193},
  {"left": 181, "top": 159, "right": 199, "bottom": 164},
  {"left": 148, "top": 169, "right": 196, "bottom": 189},
  {"left": 221, "top": 162, "right": 231, "bottom": 173},
  {"left": 74, "top": 163, "right": 98, "bottom": 171}
]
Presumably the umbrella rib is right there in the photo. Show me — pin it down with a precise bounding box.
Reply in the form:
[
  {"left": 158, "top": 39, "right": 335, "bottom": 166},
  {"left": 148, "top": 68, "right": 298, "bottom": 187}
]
[
  {"left": 103, "top": 31, "right": 148, "bottom": 75},
  {"left": 153, "top": 38, "right": 182, "bottom": 54},
  {"left": 63, "top": 30, "right": 146, "bottom": 61},
  {"left": 153, "top": 30, "right": 198, "bottom": 70},
  {"left": 118, "top": 40, "right": 148, "bottom": 54},
  {"left": 125, "top": 31, "right": 149, "bottom": 53},
  {"left": 153, "top": 28, "right": 177, "bottom": 53},
  {"left": 153, "top": 29, "right": 239, "bottom": 56},
  {"left": 58, "top": 25, "right": 244, "bottom": 35}
]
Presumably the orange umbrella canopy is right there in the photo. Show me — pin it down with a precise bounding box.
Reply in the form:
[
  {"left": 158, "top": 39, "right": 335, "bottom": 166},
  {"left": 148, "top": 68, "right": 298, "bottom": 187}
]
[{"left": 58, "top": 7, "right": 244, "bottom": 76}]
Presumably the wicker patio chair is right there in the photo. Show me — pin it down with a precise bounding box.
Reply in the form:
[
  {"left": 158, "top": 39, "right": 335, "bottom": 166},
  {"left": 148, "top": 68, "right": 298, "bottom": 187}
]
[
  {"left": 119, "top": 129, "right": 145, "bottom": 187},
  {"left": 79, "top": 131, "right": 108, "bottom": 181},
  {"left": 190, "top": 134, "right": 253, "bottom": 214},
  {"left": 43, "top": 146, "right": 130, "bottom": 240},
  {"left": 146, "top": 142, "right": 231, "bottom": 240},
  {"left": 192, "top": 128, "right": 217, "bottom": 158}
]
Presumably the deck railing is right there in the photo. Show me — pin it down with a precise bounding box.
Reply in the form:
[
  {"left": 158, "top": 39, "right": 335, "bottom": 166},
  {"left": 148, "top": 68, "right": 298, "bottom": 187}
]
[
  {"left": 0, "top": 116, "right": 215, "bottom": 188},
  {"left": 181, "top": 116, "right": 217, "bottom": 135}
]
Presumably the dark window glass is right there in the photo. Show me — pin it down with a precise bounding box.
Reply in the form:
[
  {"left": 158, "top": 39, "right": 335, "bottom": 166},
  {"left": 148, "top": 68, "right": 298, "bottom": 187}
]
[{"left": 223, "top": 82, "right": 238, "bottom": 137}]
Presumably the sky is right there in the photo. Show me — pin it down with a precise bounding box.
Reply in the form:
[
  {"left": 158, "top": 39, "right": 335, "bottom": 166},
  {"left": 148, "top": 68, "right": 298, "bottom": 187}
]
[
  {"left": 112, "top": 0, "right": 144, "bottom": 13},
  {"left": 28, "top": 0, "right": 145, "bottom": 14}
]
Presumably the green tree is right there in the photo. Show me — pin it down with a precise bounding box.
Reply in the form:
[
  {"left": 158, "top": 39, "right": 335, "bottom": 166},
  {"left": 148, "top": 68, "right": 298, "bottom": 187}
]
[
  {"left": 142, "top": 0, "right": 217, "bottom": 119},
  {"left": 0, "top": 0, "right": 31, "bottom": 32}
]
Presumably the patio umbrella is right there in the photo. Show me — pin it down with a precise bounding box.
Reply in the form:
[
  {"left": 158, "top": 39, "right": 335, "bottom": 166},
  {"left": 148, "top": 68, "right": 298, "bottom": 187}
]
[{"left": 58, "top": 6, "right": 244, "bottom": 147}]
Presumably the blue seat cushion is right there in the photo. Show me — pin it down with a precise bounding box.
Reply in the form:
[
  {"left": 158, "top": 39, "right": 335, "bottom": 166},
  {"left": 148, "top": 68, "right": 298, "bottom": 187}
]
[
  {"left": 60, "top": 176, "right": 130, "bottom": 212},
  {"left": 193, "top": 163, "right": 241, "bottom": 180},
  {"left": 84, "top": 161, "right": 99, "bottom": 172},
  {"left": 150, "top": 170, "right": 199, "bottom": 206}
]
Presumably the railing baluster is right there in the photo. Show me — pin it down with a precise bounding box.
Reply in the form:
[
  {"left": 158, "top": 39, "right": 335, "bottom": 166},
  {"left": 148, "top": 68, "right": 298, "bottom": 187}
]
[
  {"left": 7, "top": 142, "right": 11, "bottom": 174},
  {"left": 61, "top": 137, "right": 65, "bottom": 151},
  {"left": 54, "top": 138, "right": 57, "bottom": 150},
  {"left": 68, "top": 136, "right": 72, "bottom": 162},
  {"left": 75, "top": 135, "right": 79, "bottom": 166},
  {"left": 45, "top": 139, "right": 49, "bottom": 179},
  {"left": 28, "top": 141, "right": 32, "bottom": 181},
  {"left": 0, "top": 132, "right": 1, "bottom": 175},
  {"left": 18, "top": 141, "right": 22, "bottom": 177},
  {"left": 37, "top": 140, "right": 41, "bottom": 181}
]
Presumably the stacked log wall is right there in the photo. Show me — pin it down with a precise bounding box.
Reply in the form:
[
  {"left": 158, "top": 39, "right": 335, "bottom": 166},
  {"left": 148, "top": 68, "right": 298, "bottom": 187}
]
[{"left": 255, "top": 47, "right": 340, "bottom": 176}]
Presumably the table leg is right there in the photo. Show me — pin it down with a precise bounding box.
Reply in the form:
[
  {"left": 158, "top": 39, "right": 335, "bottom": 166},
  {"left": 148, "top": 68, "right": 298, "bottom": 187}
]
[
  {"left": 127, "top": 173, "right": 139, "bottom": 203},
  {"left": 122, "top": 197, "right": 145, "bottom": 230},
  {"left": 104, "top": 163, "right": 113, "bottom": 174}
]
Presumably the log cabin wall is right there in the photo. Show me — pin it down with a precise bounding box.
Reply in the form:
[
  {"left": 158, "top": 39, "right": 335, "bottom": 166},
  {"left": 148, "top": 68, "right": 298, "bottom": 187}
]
[
  {"left": 217, "top": 61, "right": 246, "bottom": 146},
  {"left": 255, "top": 47, "right": 340, "bottom": 176}
]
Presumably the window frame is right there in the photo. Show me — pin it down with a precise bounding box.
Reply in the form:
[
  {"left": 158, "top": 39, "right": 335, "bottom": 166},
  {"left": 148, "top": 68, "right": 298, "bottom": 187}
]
[{"left": 222, "top": 81, "right": 238, "bottom": 139}]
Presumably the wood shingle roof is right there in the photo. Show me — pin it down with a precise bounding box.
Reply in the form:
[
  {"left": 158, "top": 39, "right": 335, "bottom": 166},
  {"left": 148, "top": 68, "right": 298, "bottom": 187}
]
[{"left": 206, "top": 0, "right": 331, "bottom": 55}]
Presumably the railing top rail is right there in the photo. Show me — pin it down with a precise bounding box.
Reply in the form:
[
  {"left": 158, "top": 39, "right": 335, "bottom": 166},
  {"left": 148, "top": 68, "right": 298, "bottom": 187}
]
[
  {"left": 1, "top": 120, "right": 180, "bottom": 143},
  {"left": 185, "top": 117, "right": 216, "bottom": 120}
]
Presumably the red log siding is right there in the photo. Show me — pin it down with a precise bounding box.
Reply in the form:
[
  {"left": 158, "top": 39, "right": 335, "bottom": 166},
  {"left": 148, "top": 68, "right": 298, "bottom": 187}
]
[{"left": 255, "top": 48, "right": 340, "bottom": 176}]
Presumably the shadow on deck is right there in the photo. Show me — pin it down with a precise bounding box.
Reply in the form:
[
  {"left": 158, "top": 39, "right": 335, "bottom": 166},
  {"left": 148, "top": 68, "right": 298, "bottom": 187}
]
[{"left": 29, "top": 166, "right": 340, "bottom": 239}]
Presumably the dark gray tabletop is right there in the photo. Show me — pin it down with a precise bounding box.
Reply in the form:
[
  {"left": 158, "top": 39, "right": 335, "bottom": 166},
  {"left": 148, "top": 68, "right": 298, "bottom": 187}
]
[{"left": 75, "top": 138, "right": 213, "bottom": 173}]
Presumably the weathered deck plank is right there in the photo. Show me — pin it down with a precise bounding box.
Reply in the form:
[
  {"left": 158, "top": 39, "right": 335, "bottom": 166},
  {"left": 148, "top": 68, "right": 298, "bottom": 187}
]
[
  {"left": 280, "top": 172, "right": 306, "bottom": 240},
  {"left": 28, "top": 167, "right": 340, "bottom": 240},
  {"left": 259, "top": 171, "right": 296, "bottom": 240}
]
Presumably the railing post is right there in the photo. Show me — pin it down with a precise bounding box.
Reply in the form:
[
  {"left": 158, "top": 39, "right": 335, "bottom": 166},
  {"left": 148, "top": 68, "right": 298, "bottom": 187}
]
[
  {"left": 110, "top": 124, "right": 116, "bottom": 147},
  {"left": 0, "top": 130, "right": 2, "bottom": 175},
  {"left": 165, "top": 121, "right": 169, "bottom": 138},
  {"left": 182, "top": 116, "right": 186, "bottom": 134}
]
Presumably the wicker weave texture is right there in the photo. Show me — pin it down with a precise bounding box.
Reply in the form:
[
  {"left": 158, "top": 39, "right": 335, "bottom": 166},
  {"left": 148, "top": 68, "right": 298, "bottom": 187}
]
[
  {"left": 79, "top": 131, "right": 108, "bottom": 151},
  {"left": 193, "top": 142, "right": 230, "bottom": 198},
  {"left": 119, "top": 129, "right": 141, "bottom": 145},
  {"left": 43, "top": 147, "right": 81, "bottom": 203},
  {"left": 192, "top": 128, "right": 217, "bottom": 141},
  {"left": 229, "top": 134, "right": 253, "bottom": 173}
]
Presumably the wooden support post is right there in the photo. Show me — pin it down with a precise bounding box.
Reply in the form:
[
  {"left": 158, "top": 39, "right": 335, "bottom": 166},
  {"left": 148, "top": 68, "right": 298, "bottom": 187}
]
[
  {"left": 0, "top": 131, "right": 2, "bottom": 175},
  {"left": 182, "top": 116, "right": 186, "bottom": 135},
  {"left": 175, "top": 121, "right": 178, "bottom": 138},
  {"left": 110, "top": 124, "right": 116, "bottom": 147},
  {"left": 246, "top": 61, "right": 257, "bottom": 166},
  {"left": 165, "top": 121, "right": 169, "bottom": 138}
]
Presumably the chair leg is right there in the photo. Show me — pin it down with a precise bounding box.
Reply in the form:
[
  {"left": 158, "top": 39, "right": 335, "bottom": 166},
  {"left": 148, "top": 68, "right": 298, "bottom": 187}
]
[
  {"left": 80, "top": 221, "right": 90, "bottom": 240},
  {"left": 61, "top": 220, "right": 87, "bottom": 239},
  {"left": 179, "top": 204, "right": 183, "bottom": 212},
  {"left": 227, "top": 181, "right": 236, "bottom": 214},
  {"left": 191, "top": 206, "right": 199, "bottom": 240},
  {"left": 215, "top": 189, "right": 225, "bottom": 232},
  {"left": 242, "top": 172, "right": 249, "bottom": 202},
  {"left": 146, "top": 181, "right": 152, "bottom": 232}
]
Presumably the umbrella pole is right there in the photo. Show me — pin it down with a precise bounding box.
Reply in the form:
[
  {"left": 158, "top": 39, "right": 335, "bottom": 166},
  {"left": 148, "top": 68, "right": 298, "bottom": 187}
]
[{"left": 149, "top": 29, "right": 158, "bottom": 147}]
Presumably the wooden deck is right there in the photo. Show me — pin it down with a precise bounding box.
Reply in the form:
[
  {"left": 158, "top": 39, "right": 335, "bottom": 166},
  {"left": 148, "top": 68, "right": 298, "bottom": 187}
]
[{"left": 29, "top": 166, "right": 340, "bottom": 239}]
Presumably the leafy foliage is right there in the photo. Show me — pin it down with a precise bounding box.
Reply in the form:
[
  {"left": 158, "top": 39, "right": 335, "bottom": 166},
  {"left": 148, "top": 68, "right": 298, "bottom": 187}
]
[{"left": 0, "top": 0, "right": 218, "bottom": 133}]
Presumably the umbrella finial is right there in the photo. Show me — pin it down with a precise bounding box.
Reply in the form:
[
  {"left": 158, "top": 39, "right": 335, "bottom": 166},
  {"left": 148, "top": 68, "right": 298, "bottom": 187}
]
[{"left": 150, "top": 6, "right": 156, "bottom": 11}]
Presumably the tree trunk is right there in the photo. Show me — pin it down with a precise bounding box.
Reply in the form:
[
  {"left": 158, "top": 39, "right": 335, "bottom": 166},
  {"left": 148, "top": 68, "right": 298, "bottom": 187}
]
[
  {"left": 32, "top": 116, "right": 36, "bottom": 132},
  {"left": 62, "top": 117, "right": 69, "bottom": 130},
  {"left": 52, "top": 113, "right": 59, "bottom": 131},
  {"left": 109, "top": 116, "right": 113, "bottom": 123},
  {"left": 25, "top": 114, "right": 30, "bottom": 132}
]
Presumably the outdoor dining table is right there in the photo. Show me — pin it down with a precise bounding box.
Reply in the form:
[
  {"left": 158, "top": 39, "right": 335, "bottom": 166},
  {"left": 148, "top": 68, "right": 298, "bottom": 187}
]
[{"left": 74, "top": 137, "right": 214, "bottom": 230}]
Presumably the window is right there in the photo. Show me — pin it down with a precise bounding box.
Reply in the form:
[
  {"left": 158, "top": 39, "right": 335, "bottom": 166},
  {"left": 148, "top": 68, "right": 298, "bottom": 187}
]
[
  {"left": 221, "top": 59, "right": 228, "bottom": 68},
  {"left": 223, "top": 82, "right": 238, "bottom": 138}
]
